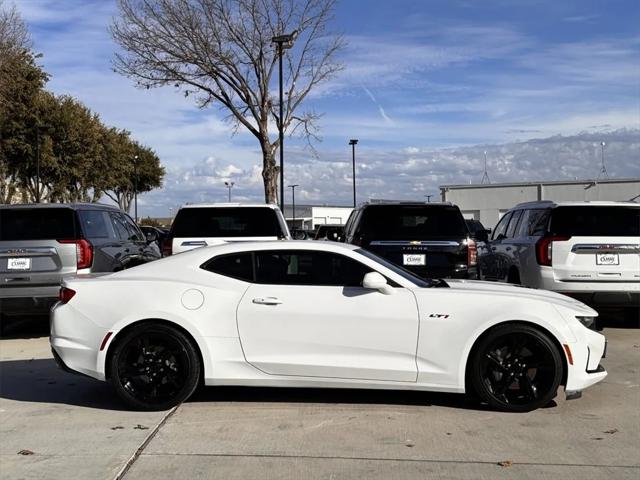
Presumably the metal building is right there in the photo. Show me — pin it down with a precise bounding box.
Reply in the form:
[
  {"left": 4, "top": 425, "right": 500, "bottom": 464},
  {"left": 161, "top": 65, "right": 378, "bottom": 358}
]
[
  {"left": 282, "top": 204, "right": 353, "bottom": 230},
  {"left": 440, "top": 177, "right": 640, "bottom": 229}
]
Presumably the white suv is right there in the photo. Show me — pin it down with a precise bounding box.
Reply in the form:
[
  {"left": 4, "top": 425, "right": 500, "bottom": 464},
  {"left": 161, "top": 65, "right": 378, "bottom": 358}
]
[
  {"left": 164, "top": 203, "right": 290, "bottom": 255},
  {"left": 478, "top": 201, "right": 640, "bottom": 314}
]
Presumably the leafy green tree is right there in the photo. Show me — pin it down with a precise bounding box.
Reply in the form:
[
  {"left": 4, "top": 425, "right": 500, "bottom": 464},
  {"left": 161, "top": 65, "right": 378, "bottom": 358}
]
[{"left": 0, "top": 1, "right": 49, "bottom": 203}]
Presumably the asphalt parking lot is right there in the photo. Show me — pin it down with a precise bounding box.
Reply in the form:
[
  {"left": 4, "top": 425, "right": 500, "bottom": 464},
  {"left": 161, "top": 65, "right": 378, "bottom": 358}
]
[{"left": 0, "top": 316, "right": 639, "bottom": 480}]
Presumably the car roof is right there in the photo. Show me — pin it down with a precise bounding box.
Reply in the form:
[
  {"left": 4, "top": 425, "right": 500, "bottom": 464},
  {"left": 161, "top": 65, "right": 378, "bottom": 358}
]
[
  {"left": 0, "top": 202, "right": 120, "bottom": 211},
  {"left": 513, "top": 200, "right": 639, "bottom": 209},
  {"left": 178, "top": 203, "right": 280, "bottom": 209},
  {"left": 362, "top": 201, "right": 452, "bottom": 207}
]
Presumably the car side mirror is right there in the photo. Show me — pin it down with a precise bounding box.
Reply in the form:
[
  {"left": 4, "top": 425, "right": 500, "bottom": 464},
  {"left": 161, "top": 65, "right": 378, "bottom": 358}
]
[
  {"left": 474, "top": 230, "right": 489, "bottom": 243},
  {"left": 145, "top": 230, "right": 158, "bottom": 243},
  {"left": 362, "top": 272, "right": 395, "bottom": 295}
]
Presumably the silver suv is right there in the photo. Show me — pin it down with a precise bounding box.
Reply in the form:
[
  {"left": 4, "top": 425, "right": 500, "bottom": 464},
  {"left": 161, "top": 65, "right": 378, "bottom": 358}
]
[
  {"left": 478, "top": 201, "right": 640, "bottom": 315},
  {"left": 0, "top": 203, "right": 161, "bottom": 331}
]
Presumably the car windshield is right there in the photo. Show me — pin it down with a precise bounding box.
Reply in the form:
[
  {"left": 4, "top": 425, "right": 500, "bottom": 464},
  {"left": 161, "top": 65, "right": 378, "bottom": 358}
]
[
  {"left": 360, "top": 205, "right": 467, "bottom": 239},
  {"left": 550, "top": 206, "right": 640, "bottom": 237},
  {"left": 171, "top": 207, "right": 283, "bottom": 238},
  {"left": 0, "top": 208, "right": 78, "bottom": 241},
  {"left": 356, "top": 248, "right": 433, "bottom": 287}
]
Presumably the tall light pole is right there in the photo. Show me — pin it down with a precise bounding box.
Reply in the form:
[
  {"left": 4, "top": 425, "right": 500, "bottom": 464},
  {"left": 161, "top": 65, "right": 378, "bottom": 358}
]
[
  {"left": 288, "top": 184, "right": 299, "bottom": 230},
  {"left": 272, "top": 30, "right": 298, "bottom": 212},
  {"left": 598, "top": 141, "right": 608, "bottom": 179},
  {"left": 424, "top": 194, "right": 433, "bottom": 203},
  {"left": 349, "top": 139, "right": 358, "bottom": 207},
  {"left": 225, "top": 181, "right": 235, "bottom": 202},
  {"left": 133, "top": 155, "right": 139, "bottom": 222}
]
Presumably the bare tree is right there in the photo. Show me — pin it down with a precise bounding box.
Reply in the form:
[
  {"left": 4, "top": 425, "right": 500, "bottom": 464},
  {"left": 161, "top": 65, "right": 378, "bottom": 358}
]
[{"left": 111, "top": 0, "right": 344, "bottom": 204}]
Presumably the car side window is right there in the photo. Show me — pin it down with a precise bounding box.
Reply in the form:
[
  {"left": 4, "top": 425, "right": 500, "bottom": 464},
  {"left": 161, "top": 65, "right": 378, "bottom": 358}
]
[
  {"left": 109, "top": 212, "right": 130, "bottom": 241},
  {"left": 516, "top": 210, "right": 531, "bottom": 237},
  {"left": 255, "top": 250, "right": 372, "bottom": 287},
  {"left": 79, "top": 210, "right": 115, "bottom": 240},
  {"left": 528, "top": 209, "right": 551, "bottom": 236},
  {"left": 202, "top": 253, "right": 254, "bottom": 282},
  {"left": 122, "top": 214, "right": 144, "bottom": 242},
  {"left": 492, "top": 212, "right": 512, "bottom": 240},
  {"left": 505, "top": 210, "right": 523, "bottom": 238}
]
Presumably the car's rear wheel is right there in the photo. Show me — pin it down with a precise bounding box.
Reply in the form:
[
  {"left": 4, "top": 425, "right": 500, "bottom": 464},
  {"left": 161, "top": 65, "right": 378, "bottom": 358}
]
[
  {"left": 469, "top": 324, "right": 563, "bottom": 412},
  {"left": 109, "top": 323, "right": 201, "bottom": 411}
]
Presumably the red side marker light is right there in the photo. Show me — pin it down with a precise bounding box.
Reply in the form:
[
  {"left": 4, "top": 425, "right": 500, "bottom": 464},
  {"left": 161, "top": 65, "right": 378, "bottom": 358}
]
[
  {"left": 100, "top": 332, "right": 113, "bottom": 352},
  {"left": 59, "top": 287, "right": 76, "bottom": 304},
  {"left": 563, "top": 344, "right": 574, "bottom": 365}
]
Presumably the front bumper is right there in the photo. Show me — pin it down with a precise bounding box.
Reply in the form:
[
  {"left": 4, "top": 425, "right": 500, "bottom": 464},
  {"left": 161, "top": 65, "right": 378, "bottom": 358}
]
[{"left": 564, "top": 325, "right": 608, "bottom": 395}]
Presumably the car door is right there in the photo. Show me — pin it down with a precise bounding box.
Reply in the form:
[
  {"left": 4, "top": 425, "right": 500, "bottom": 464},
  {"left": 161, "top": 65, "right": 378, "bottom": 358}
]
[
  {"left": 236, "top": 249, "right": 420, "bottom": 382},
  {"left": 494, "top": 209, "right": 523, "bottom": 281},
  {"left": 121, "top": 213, "right": 160, "bottom": 263},
  {"left": 481, "top": 212, "right": 512, "bottom": 280},
  {"left": 108, "top": 212, "right": 137, "bottom": 269}
]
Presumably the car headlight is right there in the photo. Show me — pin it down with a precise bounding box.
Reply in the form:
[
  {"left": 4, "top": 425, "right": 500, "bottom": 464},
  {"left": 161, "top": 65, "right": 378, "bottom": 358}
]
[{"left": 576, "top": 316, "right": 596, "bottom": 329}]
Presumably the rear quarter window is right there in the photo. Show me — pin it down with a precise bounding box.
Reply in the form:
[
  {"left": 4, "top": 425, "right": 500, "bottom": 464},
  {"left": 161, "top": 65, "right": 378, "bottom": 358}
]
[
  {"left": 0, "top": 208, "right": 78, "bottom": 241},
  {"left": 202, "top": 253, "right": 254, "bottom": 282},
  {"left": 79, "top": 210, "right": 113, "bottom": 239}
]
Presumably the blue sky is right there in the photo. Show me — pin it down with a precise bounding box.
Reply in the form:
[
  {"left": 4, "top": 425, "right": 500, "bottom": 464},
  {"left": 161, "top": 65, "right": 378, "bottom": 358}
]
[{"left": 14, "top": 0, "right": 640, "bottom": 216}]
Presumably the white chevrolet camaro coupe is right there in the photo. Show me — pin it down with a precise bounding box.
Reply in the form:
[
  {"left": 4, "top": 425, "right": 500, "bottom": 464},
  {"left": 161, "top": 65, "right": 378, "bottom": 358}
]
[{"left": 50, "top": 241, "right": 607, "bottom": 412}]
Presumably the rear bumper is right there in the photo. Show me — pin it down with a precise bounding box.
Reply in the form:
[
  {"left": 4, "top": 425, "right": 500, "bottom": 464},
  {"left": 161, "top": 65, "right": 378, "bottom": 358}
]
[
  {"left": 534, "top": 268, "right": 640, "bottom": 307},
  {"left": 559, "top": 291, "right": 640, "bottom": 309}
]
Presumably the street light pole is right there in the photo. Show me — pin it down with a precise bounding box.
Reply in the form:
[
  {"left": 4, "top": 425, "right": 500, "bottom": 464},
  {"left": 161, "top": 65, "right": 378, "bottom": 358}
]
[
  {"left": 272, "top": 31, "right": 298, "bottom": 211},
  {"left": 288, "top": 184, "right": 299, "bottom": 230},
  {"left": 349, "top": 139, "right": 358, "bottom": 208},
  {"left": 225, "top": 181, "right": 235, "bottom": 202},
  {"left": 133, "top": 155, "right": 139, "bottom": 222},
  {"left": 424, "top": 194, "right": 433, "bottom": 203}
]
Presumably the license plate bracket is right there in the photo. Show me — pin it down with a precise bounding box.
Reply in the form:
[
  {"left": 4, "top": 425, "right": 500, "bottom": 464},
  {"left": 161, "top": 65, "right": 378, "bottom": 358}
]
[
  {"left": 403, "top": 254, "right": 426, "bottom": 266},
  {"left": 7, "top": 258, "right": 31, "bottom": 270},
  {"left": 596, "top": 253, "right": 619, "bottom": 265}
]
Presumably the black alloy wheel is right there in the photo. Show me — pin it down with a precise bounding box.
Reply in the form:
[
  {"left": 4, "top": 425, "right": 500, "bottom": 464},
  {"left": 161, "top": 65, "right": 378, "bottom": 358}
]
[
  {"left": 109, "top": 323, "right": 201, "bottom": 411},
  {"left": 470, "top": 324, "right": 564, "bottom": 412}
]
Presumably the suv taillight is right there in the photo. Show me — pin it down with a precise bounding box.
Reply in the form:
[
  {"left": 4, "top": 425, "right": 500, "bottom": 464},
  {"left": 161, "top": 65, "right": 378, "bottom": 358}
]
[
  {"left": 59, "top": 287, "right": 76, "bottom": 304},
  {"left": 467, "top": 238, "right": 477, "bottom": 267},
  {"left": 162, "top": 237, "right": 173, "bottom": 256},
  {"left": 536, "top": 235, "right": 571, "bottom": 266},
  {"left": 58, "top": 239, "right": 93, "bottom": 269}
]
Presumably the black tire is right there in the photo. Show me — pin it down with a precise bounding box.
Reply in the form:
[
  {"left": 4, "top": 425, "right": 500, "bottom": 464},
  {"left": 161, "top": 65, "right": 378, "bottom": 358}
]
[
  {"left": 109, "top": 323, "right": 201, "bottom": 411},
  {"left": 507, "top": 268, "right": 520, "bottom": 285},
  {"left": 469, "top": 324, "right": 563, "bottom": 413}
]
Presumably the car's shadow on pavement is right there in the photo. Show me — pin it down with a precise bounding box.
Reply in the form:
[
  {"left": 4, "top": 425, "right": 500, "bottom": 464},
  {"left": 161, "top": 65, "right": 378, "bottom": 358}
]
[
  {"left": 189, "top": 385, "right": 491, "bottom": 411},
  {"left": 0, "top": 357, "right": 507, "bottom": 413},
  {"left": 0, "top": 315, "right": 50, "bottom": 339},
  {"left": 0, "top": 358, "right": 129, "bottom": 411}
]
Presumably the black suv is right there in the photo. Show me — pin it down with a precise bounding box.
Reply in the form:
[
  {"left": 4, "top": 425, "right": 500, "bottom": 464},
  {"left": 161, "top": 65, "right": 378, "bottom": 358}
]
[
  {"left": 342, "top": 202, "right": 477, "bottom": 279},
  {"left": 0, "top": 203, "right": 161, "bottom": 326}
]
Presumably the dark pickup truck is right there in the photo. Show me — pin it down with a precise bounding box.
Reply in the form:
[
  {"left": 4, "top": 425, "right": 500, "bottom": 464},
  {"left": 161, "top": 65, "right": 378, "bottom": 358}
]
[{"left": 342, "top": 202, "right": 477, "bottom": 279}]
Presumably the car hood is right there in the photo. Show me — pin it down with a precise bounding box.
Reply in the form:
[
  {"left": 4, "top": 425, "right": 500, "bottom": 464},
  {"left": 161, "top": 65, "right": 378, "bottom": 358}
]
[{"left": 439, "top": 279, "right": 598, "bottom": 315}]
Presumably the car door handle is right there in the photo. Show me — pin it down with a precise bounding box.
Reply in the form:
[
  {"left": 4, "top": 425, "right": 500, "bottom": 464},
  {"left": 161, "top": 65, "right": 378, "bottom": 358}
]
[
  {"left": 491, "top": 247, "right": 497, "bottom": 251},
  {"left": 252, "top": 297, "right": 283, "bottom": 305},
  {"left": 505, "top": 247, "right": 512, "bottom": 251}
]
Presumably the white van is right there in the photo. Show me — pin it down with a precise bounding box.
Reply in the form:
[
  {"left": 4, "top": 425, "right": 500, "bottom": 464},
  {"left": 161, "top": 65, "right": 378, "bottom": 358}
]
[{"left": 164, "top": 204, "right": 290, "bottom": 255}]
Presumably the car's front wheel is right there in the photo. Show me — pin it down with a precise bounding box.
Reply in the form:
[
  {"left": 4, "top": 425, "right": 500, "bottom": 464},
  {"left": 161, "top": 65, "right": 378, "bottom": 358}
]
[
  {"left": 469, "top": 324, "right": 564, "bottom": 412},
  {"left": 109, "top": 323, "right": 201, "bottom": 411}
]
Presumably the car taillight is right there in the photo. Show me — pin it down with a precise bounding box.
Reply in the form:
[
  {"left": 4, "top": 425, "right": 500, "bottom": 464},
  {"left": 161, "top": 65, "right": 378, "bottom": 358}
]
[
  {"left": 162, "top": 237, "right": 173, "bottom": 256},
  {"left": 58, "top": 239, "right": 93, "bottom": 269},
  {"left": 536, "top": 235, "right": 571, "bottom": 266},
  {"left": 59, "top": 287, "right": 76, "bottom": 304},
  {"left": 467, "top": 238, "right": 477, "bottom": 267}
]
